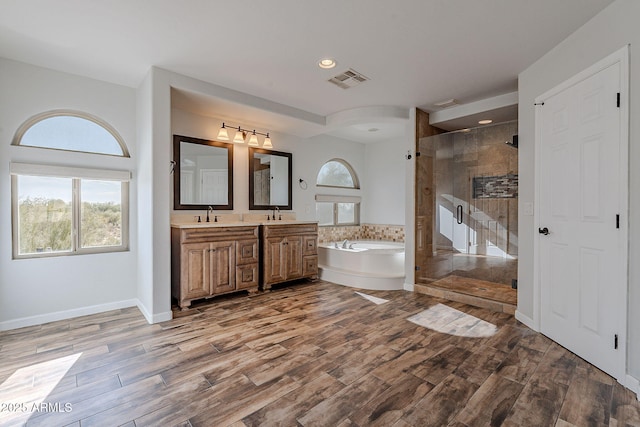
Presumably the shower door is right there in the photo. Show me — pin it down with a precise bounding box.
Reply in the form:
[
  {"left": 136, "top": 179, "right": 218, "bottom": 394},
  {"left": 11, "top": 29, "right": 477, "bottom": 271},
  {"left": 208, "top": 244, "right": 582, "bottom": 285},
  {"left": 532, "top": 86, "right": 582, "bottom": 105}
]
[{"left": 415, "top": 121, "right": 518, "bottom": 287}]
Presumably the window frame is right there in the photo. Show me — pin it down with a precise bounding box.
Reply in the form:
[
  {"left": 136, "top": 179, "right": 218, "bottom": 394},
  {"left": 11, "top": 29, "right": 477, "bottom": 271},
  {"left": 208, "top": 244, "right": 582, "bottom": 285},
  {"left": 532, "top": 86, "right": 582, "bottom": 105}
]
[{"left": 11, "top": 163, "right": 130, "bottom": 259}]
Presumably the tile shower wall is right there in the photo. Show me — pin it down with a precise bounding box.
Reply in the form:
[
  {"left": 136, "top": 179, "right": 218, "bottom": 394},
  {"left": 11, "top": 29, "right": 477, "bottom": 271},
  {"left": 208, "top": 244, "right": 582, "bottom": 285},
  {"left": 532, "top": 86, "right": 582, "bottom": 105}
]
[{"left": 318, "top": 224, "right": 405, "bottom": 244}]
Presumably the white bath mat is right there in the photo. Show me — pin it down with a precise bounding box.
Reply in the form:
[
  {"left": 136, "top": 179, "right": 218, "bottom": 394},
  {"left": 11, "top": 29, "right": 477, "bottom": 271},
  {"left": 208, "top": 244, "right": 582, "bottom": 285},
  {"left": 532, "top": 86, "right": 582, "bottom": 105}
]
[
  {"left": 406, "top": 303, "right": 497, "bottom": 338},
  {"left": 355, "top": 291, "right": 389, "bottom": 305}
]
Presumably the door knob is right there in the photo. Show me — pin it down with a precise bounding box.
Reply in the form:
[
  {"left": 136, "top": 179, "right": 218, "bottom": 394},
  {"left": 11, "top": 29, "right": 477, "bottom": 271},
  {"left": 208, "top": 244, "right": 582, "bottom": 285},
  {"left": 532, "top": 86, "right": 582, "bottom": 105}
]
[{"left": 538, "top": 227, "right": 550, "bottom": 235}]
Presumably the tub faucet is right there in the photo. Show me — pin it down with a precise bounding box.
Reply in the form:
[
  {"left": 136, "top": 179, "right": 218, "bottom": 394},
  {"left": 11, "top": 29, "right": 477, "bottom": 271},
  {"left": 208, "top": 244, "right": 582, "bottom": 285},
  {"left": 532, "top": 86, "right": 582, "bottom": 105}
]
[{"left": 342, "top": 239, "right": 349, "bottom": 249}]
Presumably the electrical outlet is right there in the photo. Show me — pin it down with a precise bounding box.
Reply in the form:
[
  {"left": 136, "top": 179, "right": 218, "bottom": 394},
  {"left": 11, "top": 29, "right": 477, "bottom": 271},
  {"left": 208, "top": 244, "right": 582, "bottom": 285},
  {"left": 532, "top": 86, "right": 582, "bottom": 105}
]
[{"left": 523, "top": 202, "right": 534, "bottom": 216}]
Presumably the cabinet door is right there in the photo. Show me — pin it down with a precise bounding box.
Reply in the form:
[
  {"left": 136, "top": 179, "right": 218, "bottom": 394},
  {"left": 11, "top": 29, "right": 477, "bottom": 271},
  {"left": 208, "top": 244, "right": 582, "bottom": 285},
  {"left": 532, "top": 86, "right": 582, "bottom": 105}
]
[
  {"left": 210, "top": 241, "right": 235, "bottom": 294},
  {"left": 182, "top": 242, "right": 212, "bottom": 300},
  {"left": 264, "top": 237, "right": 286, "bottom": 284},
  {"left": 285, "top": 236, "right": 303, "bottom": 280}
]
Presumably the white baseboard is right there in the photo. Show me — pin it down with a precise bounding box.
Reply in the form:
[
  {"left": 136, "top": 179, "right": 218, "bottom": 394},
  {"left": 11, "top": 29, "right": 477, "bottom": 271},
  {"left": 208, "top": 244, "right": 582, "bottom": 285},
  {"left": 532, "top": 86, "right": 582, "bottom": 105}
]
[
  {"left": 626, "top": 375, "right": 640, "bottom": 400},
  {"left": 0, "top": 299, "right": 139, "bottom": 331},
  {"left": 515, "top": 310, "right": 537, "bottom": 331},
  {"left": 136, "top": 300, "right": 172, "bottom": 324},
  {"left": 404, "top": 282, "right": 415, "bottom": 292}
]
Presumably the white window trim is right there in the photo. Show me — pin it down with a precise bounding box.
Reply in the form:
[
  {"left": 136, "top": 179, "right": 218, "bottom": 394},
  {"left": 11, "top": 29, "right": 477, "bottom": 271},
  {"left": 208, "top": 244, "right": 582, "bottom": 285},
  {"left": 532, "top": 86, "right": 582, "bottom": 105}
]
[
  {"left": 11, "top": 163, "right": 130, "bottom": 259},
  {"left": 10, "top": 162, "right": 131, "bottom": 181}
]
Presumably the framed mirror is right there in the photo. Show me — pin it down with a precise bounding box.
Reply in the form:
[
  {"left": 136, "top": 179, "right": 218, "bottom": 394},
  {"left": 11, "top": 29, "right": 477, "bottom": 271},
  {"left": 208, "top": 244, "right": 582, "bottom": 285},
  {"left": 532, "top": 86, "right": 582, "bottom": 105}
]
[
  {"left": 249, "top": 147, "right": 292, "bottom": 210},
  {"left": 173, "top": 135, "right": 233, "bottom": 210}
]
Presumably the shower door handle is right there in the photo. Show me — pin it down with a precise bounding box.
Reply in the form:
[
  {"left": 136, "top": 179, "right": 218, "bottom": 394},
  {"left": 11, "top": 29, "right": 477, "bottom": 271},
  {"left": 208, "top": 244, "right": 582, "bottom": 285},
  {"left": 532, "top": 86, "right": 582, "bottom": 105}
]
[{"left": 456, "top": 205, "right": 463, "bottom": 224}]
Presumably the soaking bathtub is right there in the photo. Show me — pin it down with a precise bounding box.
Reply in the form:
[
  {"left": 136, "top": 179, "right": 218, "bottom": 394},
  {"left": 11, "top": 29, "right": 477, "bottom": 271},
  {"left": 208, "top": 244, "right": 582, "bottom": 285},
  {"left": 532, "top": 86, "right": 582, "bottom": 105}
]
[{"left": 318, "top": 240, "right": 405, "bottom": 290}]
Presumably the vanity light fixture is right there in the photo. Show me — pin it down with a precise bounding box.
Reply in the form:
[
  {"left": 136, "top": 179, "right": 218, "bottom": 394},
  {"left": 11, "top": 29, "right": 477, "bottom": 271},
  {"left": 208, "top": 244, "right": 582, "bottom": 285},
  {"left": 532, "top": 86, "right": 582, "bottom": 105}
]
[
  {"left": 217, "top": 122, "right": 274, "bottom": 148},
  {"left": 263, "top": 134, "right": 273, "bottom": 148},
  {"left": 318, "top": 58, "right": 337, "bottom": 69}
]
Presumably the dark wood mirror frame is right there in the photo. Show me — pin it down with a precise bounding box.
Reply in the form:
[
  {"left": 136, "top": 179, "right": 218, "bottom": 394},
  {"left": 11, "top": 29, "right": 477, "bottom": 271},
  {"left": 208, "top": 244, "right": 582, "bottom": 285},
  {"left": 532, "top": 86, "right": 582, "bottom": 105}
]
[
  {"left": 248, "top": 147, "right": 292, "bottom": 210},
  {"left": 173, "top": 134, "right": 234, "bottom": 210}
]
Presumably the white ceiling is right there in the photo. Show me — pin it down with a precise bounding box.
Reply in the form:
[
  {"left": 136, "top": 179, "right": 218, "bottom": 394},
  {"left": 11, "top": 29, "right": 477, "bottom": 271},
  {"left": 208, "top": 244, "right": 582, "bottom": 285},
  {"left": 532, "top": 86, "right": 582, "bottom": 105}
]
[{"left": 0, "top": 0, "right": 614, "bottom": 142}]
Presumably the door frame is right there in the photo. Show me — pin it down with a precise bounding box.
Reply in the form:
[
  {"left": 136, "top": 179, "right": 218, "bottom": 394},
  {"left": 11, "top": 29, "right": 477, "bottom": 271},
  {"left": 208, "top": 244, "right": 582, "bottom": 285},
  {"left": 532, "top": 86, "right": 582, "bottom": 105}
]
[{"left": 533, "top": 45, "right": 629, "bottom": 382}]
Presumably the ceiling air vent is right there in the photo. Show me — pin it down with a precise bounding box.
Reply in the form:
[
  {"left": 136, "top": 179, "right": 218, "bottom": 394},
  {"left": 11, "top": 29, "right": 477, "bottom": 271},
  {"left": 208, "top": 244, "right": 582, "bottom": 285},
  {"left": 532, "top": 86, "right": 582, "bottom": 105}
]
[{"left": 328, "top": 68, "right": 369, "bottom": 89}]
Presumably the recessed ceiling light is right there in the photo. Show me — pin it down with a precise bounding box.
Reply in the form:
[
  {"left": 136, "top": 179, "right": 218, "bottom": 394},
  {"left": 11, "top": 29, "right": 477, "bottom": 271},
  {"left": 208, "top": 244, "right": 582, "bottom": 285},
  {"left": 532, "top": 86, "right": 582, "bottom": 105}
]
[
  {"left": 318, "top": 58, "right": 337, "bottom": 69},
  {"left": 478, "top": 119, "right": 493, "bottom": 125}
]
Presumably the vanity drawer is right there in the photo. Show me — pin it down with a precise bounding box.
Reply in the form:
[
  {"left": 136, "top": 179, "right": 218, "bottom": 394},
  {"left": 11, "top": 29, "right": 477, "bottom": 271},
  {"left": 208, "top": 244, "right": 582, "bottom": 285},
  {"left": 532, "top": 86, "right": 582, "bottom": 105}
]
[
  {"left": 236, "top": 239, "right": 258, "bottom": 264},
  {"left": 303, "top": 256, "right": 318, "bottom": 276},
  {"left": 236, "top": 264, "right": 258, "bottom": 290},
  {"left": 303, "top": 236, "right": 317, "bottom": 256}
]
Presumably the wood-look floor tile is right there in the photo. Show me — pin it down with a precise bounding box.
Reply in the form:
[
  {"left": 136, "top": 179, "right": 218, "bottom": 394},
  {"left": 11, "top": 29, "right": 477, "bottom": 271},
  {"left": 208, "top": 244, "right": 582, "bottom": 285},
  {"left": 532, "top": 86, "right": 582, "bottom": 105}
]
[
  {"left": 243, "top": 372, "right": 344, "bottom": 426},
  {"left": 0, "top": 280, "right": 638, "bottom": 427},
  {"left": 453, "top": 373, "right": 524, "bottom": 426},
  {"left": 27, "top": 375, "right": 166, "bottom": 427},
  {"left": 188, "top": 374, "right": 300, "bottom": 427},
  {"left": 78, "top": 375, "right": 211, "bottom": 427},
  {"left": 557, "top": 365, "right": 614, "bottom": 426},
  {"left": 610, "top": 382, "right": 640, "bottom": 426},
  {"left": 412, "top": 345, "right": 473, "bottom": 385},
  {"left": 297, "top": 373, "right": 388, "bottom": 427},
  {"left": 402, "top": 373, "right": 478, "bottom": 426},
  {"left": 349, "top": 373, "right": 433, "bottom": 427}
]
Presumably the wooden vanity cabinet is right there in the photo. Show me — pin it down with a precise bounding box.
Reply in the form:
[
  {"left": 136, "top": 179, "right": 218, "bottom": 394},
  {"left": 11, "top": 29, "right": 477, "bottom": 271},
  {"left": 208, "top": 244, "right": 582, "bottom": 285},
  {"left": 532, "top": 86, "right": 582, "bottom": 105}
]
[
  {"left": 261, "top": 223, "right": 318, "bottom": 290},
  {"left": 171, "top": 225, "right": 259, "bottom": 310}
]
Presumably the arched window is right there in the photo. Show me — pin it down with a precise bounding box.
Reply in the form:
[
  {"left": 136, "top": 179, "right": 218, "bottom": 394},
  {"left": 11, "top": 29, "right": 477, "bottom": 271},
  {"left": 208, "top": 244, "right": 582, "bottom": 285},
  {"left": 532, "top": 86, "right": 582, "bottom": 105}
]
[
  {"left": 10, "top": 110, "right": 130, "bottom": 258},
  {"left": 12, "top": 110, "right": 129, "bottom": 157},
  {"left": 315, "top": 159, "right": 360, "bottom": 226},
  {"left": 316, "top": 159, "right": 359, "bottom": 189}
]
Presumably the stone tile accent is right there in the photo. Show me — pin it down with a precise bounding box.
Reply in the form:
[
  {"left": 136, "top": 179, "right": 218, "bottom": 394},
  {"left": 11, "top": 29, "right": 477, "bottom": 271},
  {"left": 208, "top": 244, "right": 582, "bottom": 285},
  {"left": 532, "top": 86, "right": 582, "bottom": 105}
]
[
  {"left": 318, "top": 224, "right": 405, "bottom": 244},
  {"left": 472, "top": 174, "right": 518, "bottom": 199}
]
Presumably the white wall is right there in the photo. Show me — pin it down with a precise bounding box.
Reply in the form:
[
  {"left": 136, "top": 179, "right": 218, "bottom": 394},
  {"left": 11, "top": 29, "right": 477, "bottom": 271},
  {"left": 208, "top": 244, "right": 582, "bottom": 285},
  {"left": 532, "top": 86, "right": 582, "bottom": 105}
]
[
  {"left": 518, "top": 0, "right": 640, "bottom": 380},
  {"left": 363, "top": 138, "right": 409, "bottom": 225},
  {"left": 0, "top": 58, "right": 139, "bottom": 329}
]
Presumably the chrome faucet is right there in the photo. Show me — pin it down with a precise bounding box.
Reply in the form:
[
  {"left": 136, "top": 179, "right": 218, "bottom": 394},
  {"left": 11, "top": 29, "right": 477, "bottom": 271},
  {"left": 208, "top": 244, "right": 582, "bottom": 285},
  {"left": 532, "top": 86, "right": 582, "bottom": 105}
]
[{"left": 342, "top": 239, "right": 349, "bottom": 249}]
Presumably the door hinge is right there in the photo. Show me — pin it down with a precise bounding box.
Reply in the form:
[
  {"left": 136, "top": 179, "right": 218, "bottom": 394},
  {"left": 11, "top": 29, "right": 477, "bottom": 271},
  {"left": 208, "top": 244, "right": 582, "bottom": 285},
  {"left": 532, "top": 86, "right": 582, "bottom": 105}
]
[
  {"left": 617, "top": 92, "right": 620, "bottom": 108},
  {"left": 616, "top": 214, "right": 620, "bottom": 229},
  {"left": 415, "top": 266, "right": 421, "bottom": 271},
  {"left": 416, "top": 152, "right": 421, "bottom": 157},
  {"left": 615, "top": 334, "right": 618, "bottom": 349}
]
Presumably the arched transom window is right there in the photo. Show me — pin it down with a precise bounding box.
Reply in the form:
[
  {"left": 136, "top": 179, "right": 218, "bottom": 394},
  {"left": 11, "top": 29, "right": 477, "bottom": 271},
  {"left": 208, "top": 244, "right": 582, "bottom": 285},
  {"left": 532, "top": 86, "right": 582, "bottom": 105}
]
[
  {"left": 13, "top": 110, "right": 129, "bottom": 157},
  {"left": 316, "top": 159, "right": 359, "bottom": 189}
]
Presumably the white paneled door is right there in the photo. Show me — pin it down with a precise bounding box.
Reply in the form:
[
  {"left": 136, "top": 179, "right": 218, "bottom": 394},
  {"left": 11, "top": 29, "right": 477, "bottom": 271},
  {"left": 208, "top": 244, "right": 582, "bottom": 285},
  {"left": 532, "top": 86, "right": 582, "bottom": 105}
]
[{"left": 537, "top": 49, "right": 627, "bottom": 380}]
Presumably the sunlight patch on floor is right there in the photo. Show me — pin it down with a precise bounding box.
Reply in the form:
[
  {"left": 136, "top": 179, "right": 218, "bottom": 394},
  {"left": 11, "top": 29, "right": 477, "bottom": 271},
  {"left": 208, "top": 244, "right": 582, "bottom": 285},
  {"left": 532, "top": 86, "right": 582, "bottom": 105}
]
[
  {"left": 0, "top": 352, "right": 82, "bottom": 425},
  {"left": 407, "top": 303, "right": 497, "bottom": 338},
  {"left": 355, "top": 291, "right": 389, "bottom": 305}
]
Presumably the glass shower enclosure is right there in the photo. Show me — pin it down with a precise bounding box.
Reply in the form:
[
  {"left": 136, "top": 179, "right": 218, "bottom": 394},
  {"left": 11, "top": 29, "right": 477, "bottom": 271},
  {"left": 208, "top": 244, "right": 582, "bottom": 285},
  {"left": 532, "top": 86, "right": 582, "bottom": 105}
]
[{"left": 415, "top": 121, "right": 518, "bottom": 289}]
